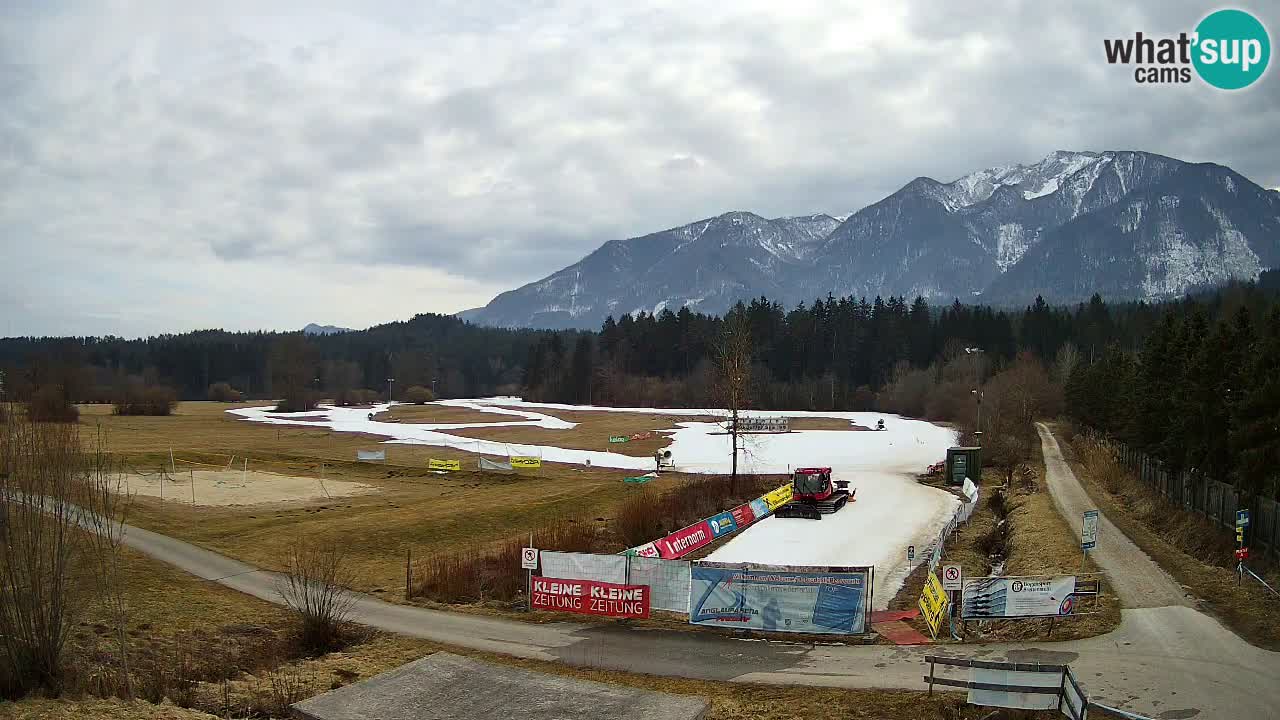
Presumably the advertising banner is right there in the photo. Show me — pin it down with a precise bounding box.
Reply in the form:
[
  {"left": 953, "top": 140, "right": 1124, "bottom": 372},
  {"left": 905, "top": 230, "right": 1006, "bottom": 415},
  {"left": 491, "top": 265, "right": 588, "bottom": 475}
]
[
  {"left": 428, "top": 458, "right": 461, "bottom": 471},
  {"left": 608, "top": 435, "right": 629, "bottom": 443},
  {"left": 730, "top": 503, "right": 756, "bottom": 528},
  {"left": 762, "top": 484, "right": 794, "bottom": 511},
  {"left": 655, "top": 520, "right": 713, "bottom": 559},
  {"left": 624, "top": 541, "right": 660, "bottom": 558},
  {"left": 530, "top": 577, "right": 649, "bottom": 618},
  {"left": 749, "top": 497, "right": 770, "bottom": 519},
  {"left": 689, "top": 562, "right": 870, "bottom": 634},
  {"left": 961, "top": 576, "right": 1077, "bottom": 619},
  {"left": 917, "top": 571, "right": 949, "bottom": 638},
  {"left": 707, "top": 511, "right": 738, "bottom": 537},
  {"left": 510, "top": 456, "right": 542, "bottom": 469}
]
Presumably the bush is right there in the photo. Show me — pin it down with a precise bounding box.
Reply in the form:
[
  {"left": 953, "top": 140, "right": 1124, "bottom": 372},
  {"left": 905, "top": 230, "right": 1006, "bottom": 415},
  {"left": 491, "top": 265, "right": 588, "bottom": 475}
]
[
  {"left": 277, "top": 538, "right": 357, "bottom": 653},
  {"left": 275, "top": 391, "right": 320, "bottom": 413},
  {"left": 25, "top": 385, "right": 78, "bottom": 423},
  {"left": 613, "top": 474, "right": 776, "bottom": 547},
  {"left": 114, "top": 382, "right": 177, "bottom": 416},
  {"left": 207, "top": 382, "right": 244, "bottom": 402},
  {"left": 413, "top": 517, "right": 600, "bottom": 604},
  {"left": 403, "top": 385, "right": 434, "bottom": 404},
  {"left": 333, "top": 388, "right": 379, "bottom": 407}
]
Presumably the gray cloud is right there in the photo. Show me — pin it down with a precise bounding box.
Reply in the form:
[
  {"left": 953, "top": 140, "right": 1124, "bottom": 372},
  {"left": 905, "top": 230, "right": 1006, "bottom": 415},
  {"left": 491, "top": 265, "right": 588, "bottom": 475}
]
[{"left": 1, "top": 0, "right": 1278, "bottom": 337}]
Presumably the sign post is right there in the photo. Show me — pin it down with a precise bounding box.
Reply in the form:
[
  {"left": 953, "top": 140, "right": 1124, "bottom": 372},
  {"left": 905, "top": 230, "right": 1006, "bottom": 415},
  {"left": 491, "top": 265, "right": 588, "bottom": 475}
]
[
  {"left": 521, "top": 541, "right": 538, "bottom": 611},
  {"left": 907, "top": 545, "right": 916, "bottom": 562},
  {"left": 1081, "top": 510, "right": 1099, "bottom": 571},
  {"left": 1235, "top": 509, "right": 1250, "bottom": 583},
  {"left": 942, "top": 564, "right": 963, "bottom": 630}
]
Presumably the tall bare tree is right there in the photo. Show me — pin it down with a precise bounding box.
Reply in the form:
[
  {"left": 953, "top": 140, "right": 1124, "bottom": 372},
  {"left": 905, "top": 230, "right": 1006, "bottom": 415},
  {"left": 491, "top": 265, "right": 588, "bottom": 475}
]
[{"left": 713, "top": 308, "right": 753, "bottom": 493}]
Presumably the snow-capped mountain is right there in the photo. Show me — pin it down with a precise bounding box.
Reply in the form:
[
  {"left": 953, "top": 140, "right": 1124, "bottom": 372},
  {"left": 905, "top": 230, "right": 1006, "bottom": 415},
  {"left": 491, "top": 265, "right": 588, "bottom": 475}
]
[
  {"left": 302, "top": 323, "right": 353, "bottom": 335},
  {"left": 463, "top": 151, "right": 1280, "bottom": 329}
]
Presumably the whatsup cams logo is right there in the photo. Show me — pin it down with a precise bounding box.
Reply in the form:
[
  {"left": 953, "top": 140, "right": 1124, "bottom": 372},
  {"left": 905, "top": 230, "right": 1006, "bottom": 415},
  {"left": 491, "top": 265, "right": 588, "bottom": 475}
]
[{"left": 1104, "top": 8, "right": 1270, "bottom": 89}]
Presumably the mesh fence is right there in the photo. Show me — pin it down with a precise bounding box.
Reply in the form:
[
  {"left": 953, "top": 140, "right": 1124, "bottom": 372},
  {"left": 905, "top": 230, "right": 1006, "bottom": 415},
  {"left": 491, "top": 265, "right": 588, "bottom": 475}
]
[
  {"left": 627, "top": 557, "right": 691, "bottom": 613},
  {"left": 540, "top": 551, "right": 628, "bottom": 585}
]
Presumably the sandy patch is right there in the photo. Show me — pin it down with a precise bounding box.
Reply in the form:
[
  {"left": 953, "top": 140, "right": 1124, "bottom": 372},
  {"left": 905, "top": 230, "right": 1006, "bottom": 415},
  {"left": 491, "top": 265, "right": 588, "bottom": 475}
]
[{"left": 122, "top": 469, "right": 377, "bottom": 507}]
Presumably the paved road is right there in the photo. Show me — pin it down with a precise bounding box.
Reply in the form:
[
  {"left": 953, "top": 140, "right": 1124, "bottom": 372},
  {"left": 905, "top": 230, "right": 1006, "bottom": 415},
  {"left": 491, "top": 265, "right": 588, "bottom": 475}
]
[{"left": 117, "top": 427, "right": 1280, "bottom": 718}]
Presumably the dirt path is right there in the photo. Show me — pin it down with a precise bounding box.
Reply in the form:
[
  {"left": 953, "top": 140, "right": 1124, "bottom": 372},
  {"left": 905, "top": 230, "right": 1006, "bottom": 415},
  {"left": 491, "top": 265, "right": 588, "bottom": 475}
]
[{"left": 1036, "top": 423, "right": 1190, "bottom": 609}]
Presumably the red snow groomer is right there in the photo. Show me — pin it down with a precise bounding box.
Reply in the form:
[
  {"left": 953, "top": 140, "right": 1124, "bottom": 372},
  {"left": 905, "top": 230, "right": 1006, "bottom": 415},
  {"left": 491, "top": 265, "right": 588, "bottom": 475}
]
[{"left": 774, "top": 467, "right": 855, "bottom": 520}]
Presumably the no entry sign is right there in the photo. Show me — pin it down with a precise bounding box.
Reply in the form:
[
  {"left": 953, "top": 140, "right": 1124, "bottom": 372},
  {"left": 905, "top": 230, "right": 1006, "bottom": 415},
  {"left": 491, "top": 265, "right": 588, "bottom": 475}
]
[
  {"left": 530, "top": 577, "right": 650, "bottom": 619},
  {"left": 942, "top": 563, "right": 963, "bottom": 591}
]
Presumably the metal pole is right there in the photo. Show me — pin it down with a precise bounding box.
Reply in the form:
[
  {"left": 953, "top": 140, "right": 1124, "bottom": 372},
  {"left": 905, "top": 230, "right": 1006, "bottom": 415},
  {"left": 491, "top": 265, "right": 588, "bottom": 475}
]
[
  {"left": 526, "top": 531, "right": 534, "bottom": 612},
  {"left": 405, "top": 548, "right": 412, "bottom": 600},
  {"left": 191, "top": 470, "right": 196, "bottom": 505}
]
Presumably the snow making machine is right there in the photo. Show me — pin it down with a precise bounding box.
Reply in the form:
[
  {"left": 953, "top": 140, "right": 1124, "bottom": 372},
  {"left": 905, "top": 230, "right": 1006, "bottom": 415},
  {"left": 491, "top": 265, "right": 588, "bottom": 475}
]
[{"left": 774, "top": 467, "right": 855, "bottom": 520}]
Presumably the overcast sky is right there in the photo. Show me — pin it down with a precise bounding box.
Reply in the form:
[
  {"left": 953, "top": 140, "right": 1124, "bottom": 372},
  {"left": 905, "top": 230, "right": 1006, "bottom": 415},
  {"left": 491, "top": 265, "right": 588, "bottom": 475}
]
[{"left": 2, "top": 0, "right": 1277, "bottom": 337}]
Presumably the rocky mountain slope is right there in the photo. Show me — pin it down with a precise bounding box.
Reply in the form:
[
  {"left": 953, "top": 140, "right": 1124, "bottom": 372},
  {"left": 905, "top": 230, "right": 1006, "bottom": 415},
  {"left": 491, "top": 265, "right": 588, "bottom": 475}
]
[{"left": 463, "top": 151, "right": 1280, "bottom": 329}]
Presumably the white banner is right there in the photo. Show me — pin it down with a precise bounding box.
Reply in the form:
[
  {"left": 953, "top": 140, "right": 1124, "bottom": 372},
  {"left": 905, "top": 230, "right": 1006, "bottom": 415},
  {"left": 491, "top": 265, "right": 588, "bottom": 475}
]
[
  {"left": 356, "top": 449, "right": 386, "bottom": 462},
  {"left": 539, "top": 551, "right": 628, "bottom": 586},
  {"left": 479, "top": 457, "right": 513, "bottom": 471},
  {"left": 961, "top": 576, "right": 1078, "bottom": 619}
]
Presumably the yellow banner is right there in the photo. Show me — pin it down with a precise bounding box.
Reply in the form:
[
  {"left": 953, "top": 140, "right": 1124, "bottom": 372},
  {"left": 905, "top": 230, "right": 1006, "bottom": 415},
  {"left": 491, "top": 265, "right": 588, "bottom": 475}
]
[
  {"left": 428, "top": 458, "right": 461, "bottom": 471},
  {"left": 510, "top": 456, "right": 542, "bottom": 469},
  {"left": 762, "top": 484, "right": 794, "bottom": 511},
  {"left": 917, "top": 571, "right": 949, "bottom": 639}
]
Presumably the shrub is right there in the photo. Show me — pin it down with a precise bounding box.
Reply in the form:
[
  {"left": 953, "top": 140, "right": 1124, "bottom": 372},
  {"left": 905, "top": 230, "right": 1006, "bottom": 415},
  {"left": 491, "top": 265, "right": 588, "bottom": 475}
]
[
  {"left": 413, "top": 516, "right": 600, "bottom": 604},
  {"left": 113, "top": 382, "right": 177, "bottom": 416},
  {"left": 277, "top": 538, "right": 357, "bottom": 653},
  {"left": 275, "top": 390, "right": 320, "bottom": 413},
  {"left": 25, "top": 385, "right": 78, "bottom": 423},
  {"left": 333, "top": 388, "right": 379, "bottom": 407},
  {"left": 403, "top": 385, "right": 434, "bottom": 404},
  {"left": 207, "top": 382, "right": 244, "bottom": 402}
]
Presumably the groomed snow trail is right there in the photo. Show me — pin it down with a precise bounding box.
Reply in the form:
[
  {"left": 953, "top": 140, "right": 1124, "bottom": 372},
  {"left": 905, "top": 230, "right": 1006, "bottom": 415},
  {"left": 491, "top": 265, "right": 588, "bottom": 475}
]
[{"left": 230, "top": 398, "right": 959, "bottom": 603}]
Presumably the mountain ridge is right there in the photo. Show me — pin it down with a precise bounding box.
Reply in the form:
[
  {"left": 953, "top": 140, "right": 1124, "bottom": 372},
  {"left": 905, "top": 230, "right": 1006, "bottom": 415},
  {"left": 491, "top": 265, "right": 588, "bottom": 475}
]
[{"left": 462, "top": 150, "right": 1280, "bottom": 329}]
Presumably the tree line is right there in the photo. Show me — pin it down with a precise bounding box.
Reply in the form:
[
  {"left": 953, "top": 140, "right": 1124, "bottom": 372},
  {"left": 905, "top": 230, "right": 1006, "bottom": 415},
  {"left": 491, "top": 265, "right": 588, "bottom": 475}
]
[{"left": 1064, "top": 282, "right": 1280, "bottom": 501}]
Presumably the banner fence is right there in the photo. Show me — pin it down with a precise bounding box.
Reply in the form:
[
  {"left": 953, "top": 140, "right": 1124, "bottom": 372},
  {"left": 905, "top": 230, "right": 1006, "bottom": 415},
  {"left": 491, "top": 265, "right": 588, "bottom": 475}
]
[
  {"left": 689, "top": 562, "right": 873, "bottom": 634},
  {"left": 539, "top": 551, "right": 689, "bottom": 613}
]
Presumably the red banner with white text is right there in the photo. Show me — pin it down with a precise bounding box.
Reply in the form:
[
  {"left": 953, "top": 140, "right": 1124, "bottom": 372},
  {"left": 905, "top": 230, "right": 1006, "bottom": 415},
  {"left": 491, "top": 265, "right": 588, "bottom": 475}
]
[{"left": 530, "top": 577, "right": 651, "bottom": 619}]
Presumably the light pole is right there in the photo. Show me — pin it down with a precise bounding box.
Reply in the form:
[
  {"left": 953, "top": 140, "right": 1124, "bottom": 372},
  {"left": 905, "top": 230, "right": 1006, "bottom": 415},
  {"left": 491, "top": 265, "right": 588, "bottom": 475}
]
[
  {"left": 432, "top": 377, "right": 438, "bottom": 399},
  {"left": 971, "top": 388, "right": 983, "bottom": 445},
  {"left": 386, "top": 377, "right": 394, "bottom": 404}
]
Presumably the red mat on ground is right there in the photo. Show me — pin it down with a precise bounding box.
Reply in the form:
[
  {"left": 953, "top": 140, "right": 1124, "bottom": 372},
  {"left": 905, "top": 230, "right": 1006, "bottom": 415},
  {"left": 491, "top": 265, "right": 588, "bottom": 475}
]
[
  {"left": 868, "top": 608, "right": 919, "bottom": 623},
  {"left": 871, "top": 620, "right": 931, "bottom": 645}
]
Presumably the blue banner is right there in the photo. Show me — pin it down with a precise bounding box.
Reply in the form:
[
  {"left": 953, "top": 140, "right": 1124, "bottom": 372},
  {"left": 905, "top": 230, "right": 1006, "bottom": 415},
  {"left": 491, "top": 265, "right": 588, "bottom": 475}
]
[
  {"left": 749, "top": 497, "right": 770, "bottom": 519},
  {"left": 689, "top": 563, "right": 870, "bottom": 634},
  {"left": 707, "top": 511, "right": 737, "bottom": 537}
]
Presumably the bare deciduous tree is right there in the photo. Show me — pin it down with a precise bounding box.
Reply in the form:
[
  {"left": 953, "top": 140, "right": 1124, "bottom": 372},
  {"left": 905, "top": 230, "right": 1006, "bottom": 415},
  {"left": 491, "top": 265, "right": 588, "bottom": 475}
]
[
  {"left": 713, "top": 308, "right": 753, "bottom": 493},
  {"left": 0, "top": 416, "right": 129, "bottom": 698},
  {"left": 277, "top": 537, "right": 357, "bottom": 652}
]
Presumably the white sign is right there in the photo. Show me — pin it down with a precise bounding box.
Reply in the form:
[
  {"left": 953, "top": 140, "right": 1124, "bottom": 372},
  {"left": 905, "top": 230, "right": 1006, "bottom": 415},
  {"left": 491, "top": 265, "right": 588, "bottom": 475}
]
[
  {"left": 942, "top": 563, "right": 963, "bottom": 591},
  {"left": 356, "top": 449, "right": 386, "bottom": 462},
  {"left": 961, "top": 576, "right": 1077, "bottom": 619},
  {"left": 520, "top": 547, "right": 539, "bottom": 570},
  {"left": 1081, "top": 510, "right": 1099, "bottom": 551},
  {"left": 733, "top": 416, "right": 790, "bottom": 433}
]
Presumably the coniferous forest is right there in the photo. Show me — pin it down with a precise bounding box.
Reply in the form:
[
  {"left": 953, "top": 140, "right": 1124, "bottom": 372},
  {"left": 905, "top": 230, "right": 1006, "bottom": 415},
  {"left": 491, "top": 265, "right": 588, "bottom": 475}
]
[{"left": 2, "top": 272, "right": 1278, "bottom": 499}]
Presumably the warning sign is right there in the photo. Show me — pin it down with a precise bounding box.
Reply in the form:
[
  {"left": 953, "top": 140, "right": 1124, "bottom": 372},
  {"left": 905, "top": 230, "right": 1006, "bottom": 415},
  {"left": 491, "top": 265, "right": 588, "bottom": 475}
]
[
  {"left": 520, "top": 548, "right": 539, "bottom": 570},
  {"left": 942, "top": 564, "right": 962, "bottom": 591},
  {"left": 917, "top": 571, "right": 949, "bottom": 639}
]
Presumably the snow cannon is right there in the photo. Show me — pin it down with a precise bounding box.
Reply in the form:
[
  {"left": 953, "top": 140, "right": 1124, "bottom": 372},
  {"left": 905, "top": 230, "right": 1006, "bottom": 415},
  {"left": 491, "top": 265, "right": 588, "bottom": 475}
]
[
  {"left": 876, "top": 418, "right": 886, "bottom": 431},
  {"left": 774, "top": 467, "right": 854, "bottom": 520}
]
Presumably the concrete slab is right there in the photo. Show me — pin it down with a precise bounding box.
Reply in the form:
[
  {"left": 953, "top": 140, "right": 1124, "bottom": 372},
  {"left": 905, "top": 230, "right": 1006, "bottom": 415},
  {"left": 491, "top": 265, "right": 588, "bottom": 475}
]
[{"left": 289, "top": 652, "right": 709, "bottom": 720}]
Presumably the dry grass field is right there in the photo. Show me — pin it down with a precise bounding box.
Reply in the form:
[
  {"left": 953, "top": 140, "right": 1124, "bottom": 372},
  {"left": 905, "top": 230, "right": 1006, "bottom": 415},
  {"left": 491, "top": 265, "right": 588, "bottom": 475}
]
[
  {"left": 444, "top": 407, "right": 720, "bottom": 457},
  {"left": 76, "top": 402, "right": 704, "bottom": 595}
]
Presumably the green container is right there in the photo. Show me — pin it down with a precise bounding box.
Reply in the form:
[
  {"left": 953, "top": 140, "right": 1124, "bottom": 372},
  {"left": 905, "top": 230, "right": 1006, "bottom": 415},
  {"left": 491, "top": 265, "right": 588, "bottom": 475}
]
[{"left": 946, "top": 446, "right": 982, "bottom": 486}]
